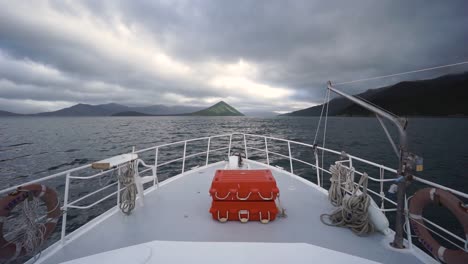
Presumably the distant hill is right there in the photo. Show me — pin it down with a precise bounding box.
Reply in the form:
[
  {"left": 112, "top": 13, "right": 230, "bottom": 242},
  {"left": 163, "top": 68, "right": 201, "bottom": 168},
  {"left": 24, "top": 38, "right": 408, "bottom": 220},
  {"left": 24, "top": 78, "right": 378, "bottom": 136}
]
[
  {"left": 0, "top": 101, "right": 244, "bottom": 117},
  {"left": 36, "top": 103, "right": 117, "bottom": 116},
  {"left": 114, "top": 101, "right": 243, "bottom": 116},
  {"left": 112, "top": 111, "right": 153, "bottom": 116},
  {"left": 99, "top": 103, "right": 131, "bottom": 113},
  {"left": 191, "top": 101, "right": 244, "bottom": 116},
  {"left": 0, "top": 110, "right": 23, "bottom": 116},
  {"left": 283, "top": 72, "right": 468, "bottom": 117},
  {"left": 25, "top": 103, "right": 204, "bottom": 116},
  {"left": 132, "top": 105, "right": 202, "bottom": 115}
]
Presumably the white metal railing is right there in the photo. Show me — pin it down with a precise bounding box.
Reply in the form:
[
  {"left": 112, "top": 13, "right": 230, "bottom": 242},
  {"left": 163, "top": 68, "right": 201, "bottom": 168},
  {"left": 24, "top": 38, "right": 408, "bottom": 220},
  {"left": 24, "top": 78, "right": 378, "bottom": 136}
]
[
  {"left": 0, "top": 133, "right": 467, "bottom": 256},
  {"left": 0, "top": 133, "right": 232, "bottom": 246},
  {"left": 238, "top": 133, "right": 467, "bottom": 252}
]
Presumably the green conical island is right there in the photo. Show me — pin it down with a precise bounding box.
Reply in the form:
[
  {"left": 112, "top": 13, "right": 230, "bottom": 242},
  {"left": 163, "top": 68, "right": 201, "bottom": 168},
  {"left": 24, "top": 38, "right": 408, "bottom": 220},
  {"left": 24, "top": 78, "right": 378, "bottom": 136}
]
[{"left": 191, "top": 101, "right": 244, "bottom": 116}]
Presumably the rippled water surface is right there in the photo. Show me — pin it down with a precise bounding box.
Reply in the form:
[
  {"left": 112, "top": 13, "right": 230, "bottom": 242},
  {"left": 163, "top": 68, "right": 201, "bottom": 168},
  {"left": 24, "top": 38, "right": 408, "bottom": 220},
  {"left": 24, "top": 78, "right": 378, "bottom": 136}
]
[
  {"left": 1, "top": 116, "right": 467, "bottom": 255},
  {"left": 2, "top": 116, "right": 467, "bottom": 189}
]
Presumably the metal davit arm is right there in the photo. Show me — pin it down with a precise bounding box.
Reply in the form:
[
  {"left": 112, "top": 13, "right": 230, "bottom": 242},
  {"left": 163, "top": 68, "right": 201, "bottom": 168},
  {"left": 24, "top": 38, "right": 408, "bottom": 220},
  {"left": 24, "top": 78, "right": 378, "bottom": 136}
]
[
  {"left": 326, "top": 81, "right": 407, "bottom": 146},
  {"left": 326, "top": 81, "right": 408, "bottom": 249}
]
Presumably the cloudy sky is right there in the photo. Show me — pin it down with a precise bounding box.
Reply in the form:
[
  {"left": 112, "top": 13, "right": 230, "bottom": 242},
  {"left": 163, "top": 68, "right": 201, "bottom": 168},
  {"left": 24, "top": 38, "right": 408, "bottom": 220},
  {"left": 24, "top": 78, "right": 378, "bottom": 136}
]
[{"left": 0, "top": 0, "right": 467, "bottom": 114}]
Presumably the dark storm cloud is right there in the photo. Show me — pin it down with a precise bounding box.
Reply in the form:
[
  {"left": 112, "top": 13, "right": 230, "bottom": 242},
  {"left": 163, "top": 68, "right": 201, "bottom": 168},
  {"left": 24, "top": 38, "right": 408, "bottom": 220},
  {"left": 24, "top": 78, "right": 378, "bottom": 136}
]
[{"left": 0, "top": 0, "right": 467, "bottom": 113}]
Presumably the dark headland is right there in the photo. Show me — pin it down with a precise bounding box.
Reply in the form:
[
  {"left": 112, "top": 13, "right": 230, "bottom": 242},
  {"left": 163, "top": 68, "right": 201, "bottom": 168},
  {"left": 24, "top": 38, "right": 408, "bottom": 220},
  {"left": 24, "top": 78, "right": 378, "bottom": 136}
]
[{"left": 282, "top": 72, "right": 468, "bottom": 117}]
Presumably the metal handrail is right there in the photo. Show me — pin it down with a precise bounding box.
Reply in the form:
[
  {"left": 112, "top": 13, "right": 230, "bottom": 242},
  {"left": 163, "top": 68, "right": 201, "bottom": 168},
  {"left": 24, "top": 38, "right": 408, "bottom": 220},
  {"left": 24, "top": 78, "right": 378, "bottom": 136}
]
[
  {"left": 66, "top": 136, "right": 231, "bottom": 210},
  {"left": 0, "top": 133, "right": 234, "bottom": 245},
  {"left": 69, "top": 166, "right": 119, "bottom": 180},
  {"left": 240, "top": 133, "right": 468, "bottom": 199},
  {"left": 0, "top": 164, "right": 91, "bottom": 195},
  {"left": 67, "top": 182, "right": 118, "bottom": 207},
  {"left": 135, "top": 133, "right": 232, "bottom": 154},
  {"left": 1, "top": 133, "right": 466, "bottom": 253},
  {"left": 237, "top": 132, "right": 468, "bottom": 251}
]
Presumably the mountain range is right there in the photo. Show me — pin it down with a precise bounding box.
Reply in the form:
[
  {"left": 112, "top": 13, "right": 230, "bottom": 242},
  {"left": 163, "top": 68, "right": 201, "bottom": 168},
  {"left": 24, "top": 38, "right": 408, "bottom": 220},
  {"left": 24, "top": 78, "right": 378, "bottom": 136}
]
[
  {"left": 283, "top": 72, "right": 468, "bottom": 117},
  {"left": 2, "top": 72, "right": 467, "bottom": 118},
  {"left": 0, "top": 101, "right": 244, "bottom": 117}
]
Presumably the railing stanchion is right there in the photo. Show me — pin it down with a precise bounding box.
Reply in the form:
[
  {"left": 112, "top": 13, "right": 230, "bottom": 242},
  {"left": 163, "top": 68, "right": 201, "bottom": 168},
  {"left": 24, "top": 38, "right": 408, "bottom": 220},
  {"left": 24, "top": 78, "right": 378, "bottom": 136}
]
[
  {"left": 154, "top": 147, "right": 159, "bottom": 187},
  {"left": 228, "top": 134, "right": 233, "bottom": 157},
  {"left": 61, "top": 172, "right": 70, "bottom": 244},
  {"left": 243, "top": 134, "right": 248, "bottom": 159},
  {"left": 314, "top": 150, "right": 321, "bottom": 187},
  {"left": 405, "top": 195, "right": 413, "bottom": 249},
  {"left": 288, "top": 141, "right": 293, "bottom": 174},
  {"left": 349, "top": 156, "right": 355, "bottom": 182},
  {"left": 265, "top": 137, "right": 270, "bottom": 165},
  {"left": 206, "top": 137, "right": 211, "bottom": 166},
  {"left": 182, "top": 141, "right": 187, "bottom": 173},
  {"left": 117, "top": 167, "right": 121, "bottom": 205},
  {"left": 380, "top": 167, "right": 385, "bottom": 210}
]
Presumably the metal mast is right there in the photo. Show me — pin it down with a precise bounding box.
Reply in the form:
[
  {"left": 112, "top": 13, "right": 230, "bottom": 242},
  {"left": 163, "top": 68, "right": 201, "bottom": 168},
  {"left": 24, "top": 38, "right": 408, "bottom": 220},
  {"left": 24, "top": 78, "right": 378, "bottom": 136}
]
[{"left": 326, "top": 81, "right": 414, "bottom": 249}]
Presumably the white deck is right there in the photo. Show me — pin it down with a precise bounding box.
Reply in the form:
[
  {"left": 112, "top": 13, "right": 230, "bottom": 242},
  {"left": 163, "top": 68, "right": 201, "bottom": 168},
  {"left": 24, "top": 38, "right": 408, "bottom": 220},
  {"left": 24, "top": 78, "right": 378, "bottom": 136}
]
[
  {"left": 37, "top": 161, "right": 433, "bottom": 264},
  {"left": 62, "top": 241, "right": 380, "bottom": 264}
]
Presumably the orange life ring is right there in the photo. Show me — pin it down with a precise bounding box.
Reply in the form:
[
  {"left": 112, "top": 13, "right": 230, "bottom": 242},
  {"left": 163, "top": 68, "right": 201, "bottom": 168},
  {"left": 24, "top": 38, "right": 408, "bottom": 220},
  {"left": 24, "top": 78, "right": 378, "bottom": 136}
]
[
  {"left": 0, "top": 184, "right": 61, "bottom": 260},
  {"left": 409, "top": 188, "right": 468, "bottom": 264}
]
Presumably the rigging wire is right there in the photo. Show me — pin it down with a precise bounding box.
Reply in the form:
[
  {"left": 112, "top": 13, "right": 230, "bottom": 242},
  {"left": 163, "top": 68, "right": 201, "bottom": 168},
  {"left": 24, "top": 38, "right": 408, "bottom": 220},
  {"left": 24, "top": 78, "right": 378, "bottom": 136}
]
[
  {"left": 313, "top": 90, "right": 329, "bottom": 145},
  {"left": 320, "top": 88, "right": 331, "bottom": 187},
  {"left": 312, "top": 60, "right": 467, "bottom": 145},
  {"left": 324, "top": 61, "right": 468, "bottom": 137},
  {"left": 333, "top": 61, "right": 468, "bottom": 86}
]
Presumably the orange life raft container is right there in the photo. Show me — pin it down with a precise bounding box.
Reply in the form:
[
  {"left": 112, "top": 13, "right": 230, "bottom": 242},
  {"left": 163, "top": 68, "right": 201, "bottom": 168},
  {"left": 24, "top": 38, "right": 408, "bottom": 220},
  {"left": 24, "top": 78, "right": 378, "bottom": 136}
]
[
  {"left": 209, "top": 170, "right": 279, "bottom": 201},
  {"left": 210, "top": 201, "right": 278, "bottom": 223},
  {"left": 209, "top": 169, "right": 280, "bottom": 223}
]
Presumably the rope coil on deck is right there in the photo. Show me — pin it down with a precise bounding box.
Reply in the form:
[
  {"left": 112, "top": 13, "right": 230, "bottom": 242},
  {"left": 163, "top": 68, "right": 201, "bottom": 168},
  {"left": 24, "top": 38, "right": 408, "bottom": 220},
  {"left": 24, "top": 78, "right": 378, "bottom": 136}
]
[
  {"left": 327, "top": 163, "right": 354, "bottom": 207},
  {"left": 321, "top": 165, "right": 374, "bottom": 236},
  {"left": 118, "top": 162, "right": 137, "bottom": 215}
]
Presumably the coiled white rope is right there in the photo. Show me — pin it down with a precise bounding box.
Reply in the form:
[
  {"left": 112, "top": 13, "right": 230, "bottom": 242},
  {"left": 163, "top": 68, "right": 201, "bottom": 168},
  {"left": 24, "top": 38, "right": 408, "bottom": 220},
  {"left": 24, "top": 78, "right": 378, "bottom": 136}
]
[
  {"left": 7, "top": 197, "right": 46, "bottom": 263},
  {"left": 321, "top": 168, "right": 374, "bottom": 236},
  {"left": 327, "top": 163, "right": 354, "bottom": 207},
  {"left": 118, "top": 162, "right": 137, "bottom": 215},
  {"left": 20, "top": 197, "right": 43, "bottom": 253},
  {"left": 7, "top": 191, "right": 59, "bottom": 263}
]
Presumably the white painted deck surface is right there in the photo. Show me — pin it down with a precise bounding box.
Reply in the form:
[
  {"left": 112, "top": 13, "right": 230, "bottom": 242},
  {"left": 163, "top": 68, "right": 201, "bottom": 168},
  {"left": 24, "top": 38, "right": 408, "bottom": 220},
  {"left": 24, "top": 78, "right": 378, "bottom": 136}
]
[
  {"left": 40, "top": 161, "right": 432, "bottom": 264},
  {"left": 62, "top": 241, "right": 381, "bottom": 264}
]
